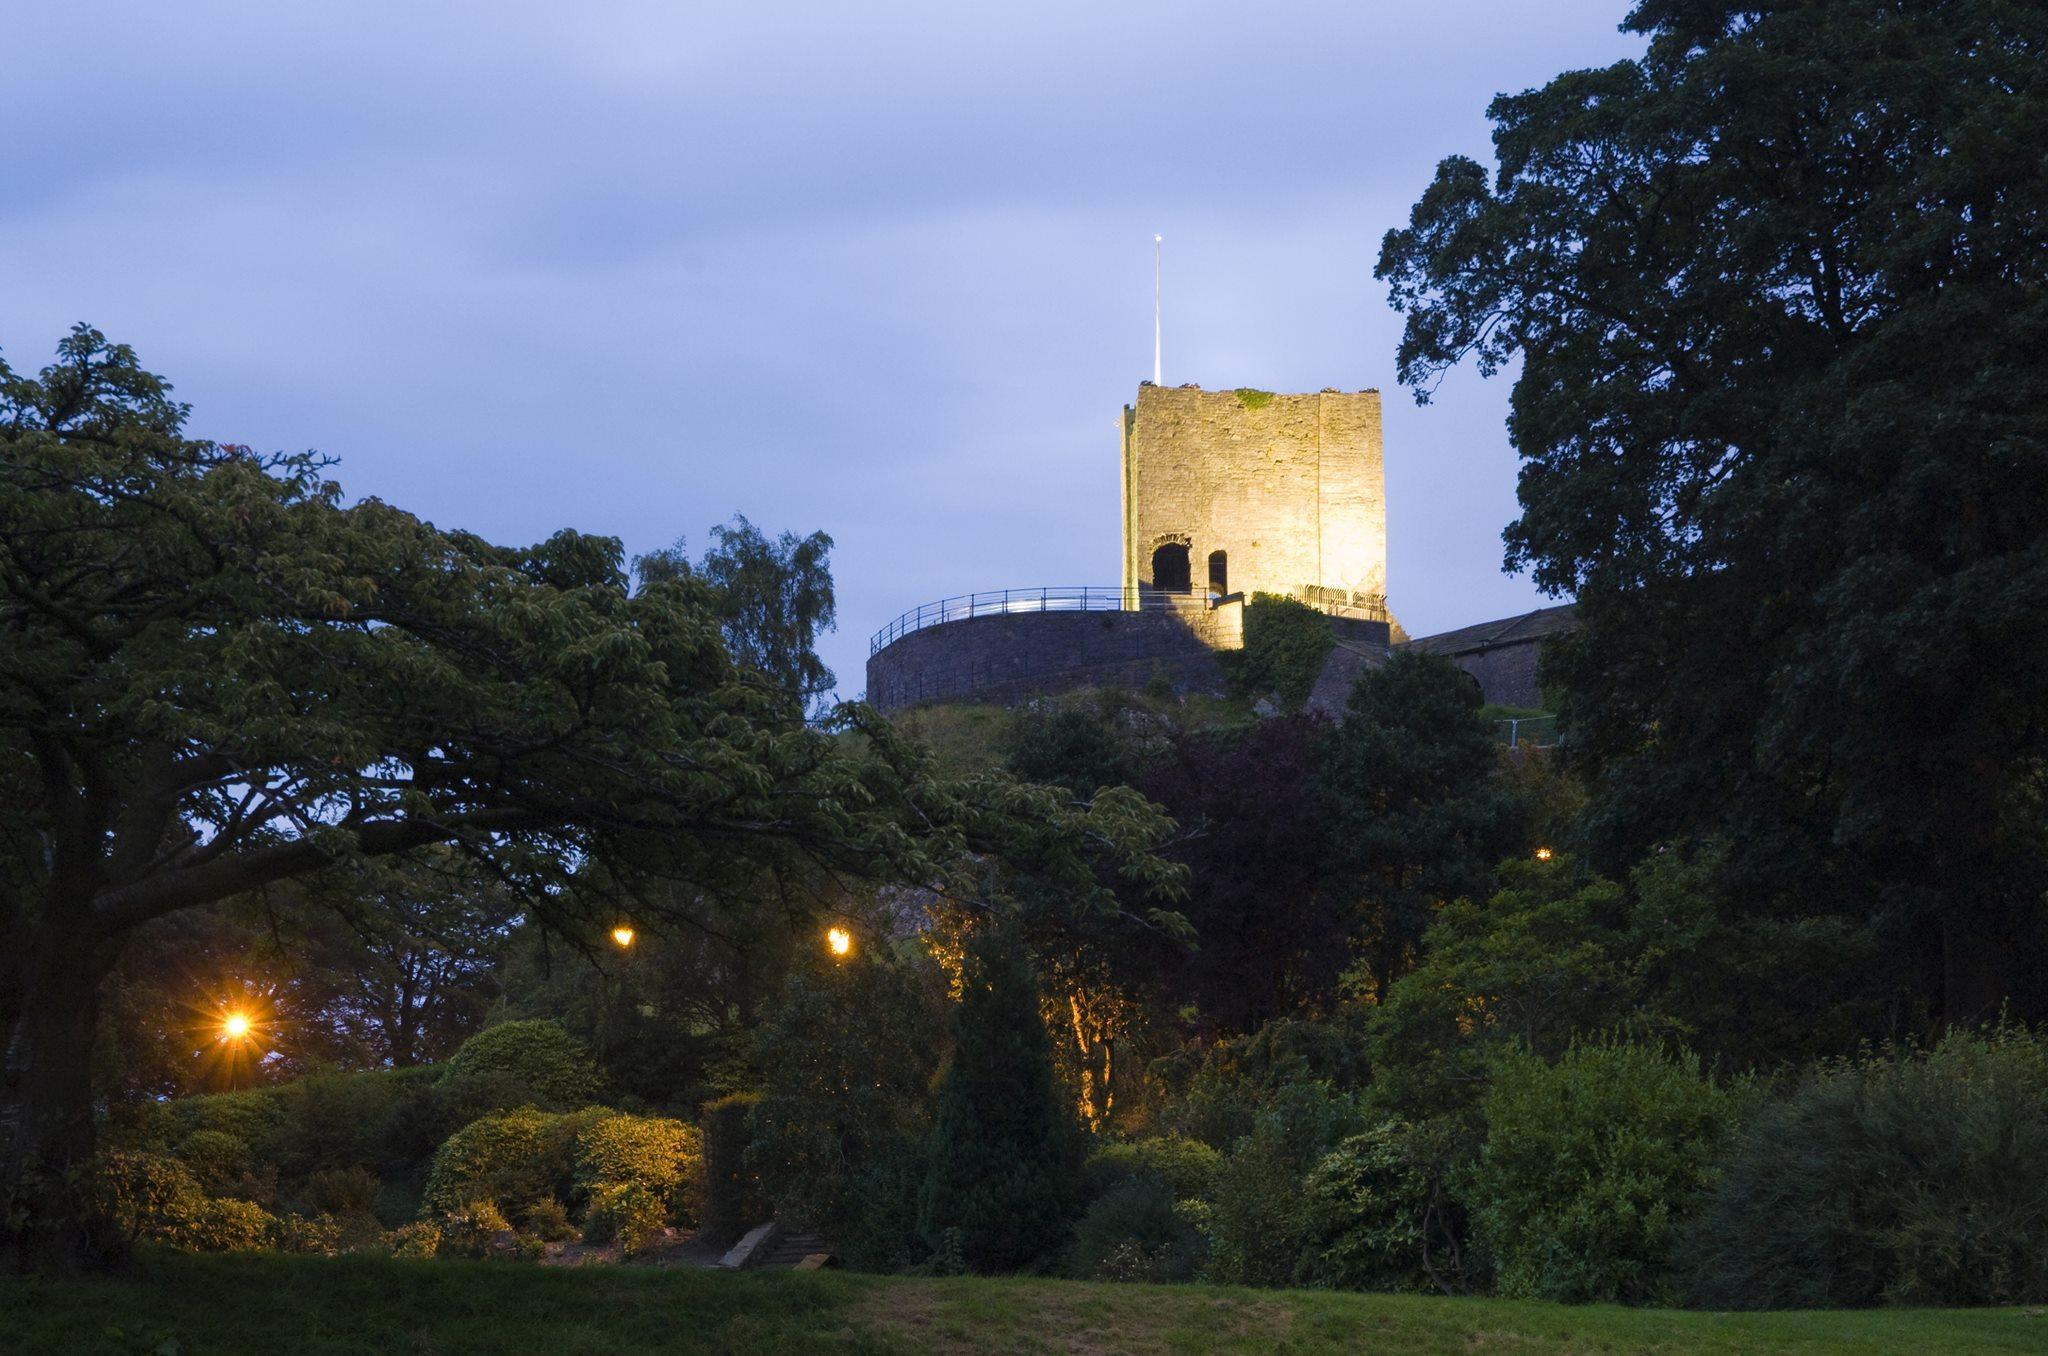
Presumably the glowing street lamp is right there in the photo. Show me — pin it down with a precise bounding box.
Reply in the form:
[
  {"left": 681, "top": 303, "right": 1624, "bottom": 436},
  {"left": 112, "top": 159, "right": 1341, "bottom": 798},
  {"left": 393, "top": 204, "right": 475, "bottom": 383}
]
[
  {"left": 1534, "top": 846, "right": 1554, "bottom": 862},
  {"left": 611, "top": 925, "right": 636, "bottom": 949},
  {"left": 826, "top": 926, "right": 852, "bottom": 958},
  {"left": 220, "top": 1011, "right": 253, "bottom": 1042}
]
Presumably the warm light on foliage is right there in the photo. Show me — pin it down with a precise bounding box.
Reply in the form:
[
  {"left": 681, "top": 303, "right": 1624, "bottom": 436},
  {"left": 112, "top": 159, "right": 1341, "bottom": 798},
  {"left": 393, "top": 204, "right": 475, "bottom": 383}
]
[
  {"left": 1534, "top": 846, "right": 1554, "bottom": 861},
  {"left": 611, "top": 925, "right": 636, "bottom": 949},
  {"left": 826, "top": 926, "right": 852, "bottom": 958}
]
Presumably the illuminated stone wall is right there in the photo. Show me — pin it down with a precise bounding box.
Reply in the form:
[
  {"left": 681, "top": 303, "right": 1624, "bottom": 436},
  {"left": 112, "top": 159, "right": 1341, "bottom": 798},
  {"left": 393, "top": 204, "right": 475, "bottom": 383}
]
[{"left": 1120, "top": 384, "right": 1387, "bottom": 607}]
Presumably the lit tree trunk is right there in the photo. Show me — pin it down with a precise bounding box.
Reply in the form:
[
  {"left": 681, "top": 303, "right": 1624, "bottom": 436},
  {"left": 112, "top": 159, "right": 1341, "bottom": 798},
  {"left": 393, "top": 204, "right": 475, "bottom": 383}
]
[{"left": 0, "top": 915, "right": 124, "bottom": 1274}]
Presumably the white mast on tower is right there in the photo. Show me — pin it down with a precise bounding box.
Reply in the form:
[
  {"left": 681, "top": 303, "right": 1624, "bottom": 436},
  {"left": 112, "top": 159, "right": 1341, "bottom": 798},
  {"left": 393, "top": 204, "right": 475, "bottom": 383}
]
[{"left": 1152, "top": 234, "right": 1163, "bottom": 385}]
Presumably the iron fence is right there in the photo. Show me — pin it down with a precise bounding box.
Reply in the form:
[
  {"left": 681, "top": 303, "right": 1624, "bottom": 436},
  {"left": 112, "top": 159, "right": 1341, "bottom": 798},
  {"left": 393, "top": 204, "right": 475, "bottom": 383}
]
[{"left": 869, "top": 586, "right": 1186, "bottom": 655}]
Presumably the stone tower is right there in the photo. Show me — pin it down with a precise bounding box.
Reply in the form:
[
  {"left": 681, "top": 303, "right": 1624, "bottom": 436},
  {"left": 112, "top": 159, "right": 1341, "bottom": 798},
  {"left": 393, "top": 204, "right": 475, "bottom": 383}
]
[{"left": 1119, "top": 384, "right": 1387, "bottom": 610}]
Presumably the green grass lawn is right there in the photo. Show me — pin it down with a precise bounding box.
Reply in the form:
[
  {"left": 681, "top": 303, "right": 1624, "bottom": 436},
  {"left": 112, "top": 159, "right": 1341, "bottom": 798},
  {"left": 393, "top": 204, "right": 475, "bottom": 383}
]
[{"left": 0, "top": 1253, "right": 2038, "bottom": 1355}]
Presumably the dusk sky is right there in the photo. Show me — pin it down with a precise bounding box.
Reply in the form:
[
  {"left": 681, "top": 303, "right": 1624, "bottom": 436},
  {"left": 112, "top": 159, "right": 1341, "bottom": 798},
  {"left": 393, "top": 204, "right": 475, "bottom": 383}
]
[{"left": 5, "top": 3, "right": 1643, "bottom": 699}]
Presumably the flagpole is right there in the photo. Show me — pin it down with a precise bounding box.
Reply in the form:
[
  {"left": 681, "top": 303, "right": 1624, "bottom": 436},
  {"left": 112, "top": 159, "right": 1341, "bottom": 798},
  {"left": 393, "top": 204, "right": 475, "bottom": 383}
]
[{"left": 1153, "top": 234, "right": 1163, "bottom": 385}]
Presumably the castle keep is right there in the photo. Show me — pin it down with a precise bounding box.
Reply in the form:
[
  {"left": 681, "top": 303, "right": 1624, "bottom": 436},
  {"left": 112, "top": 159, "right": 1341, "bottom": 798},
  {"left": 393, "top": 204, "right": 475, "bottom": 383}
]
[
  {"left": 1121, "top": 385, "right": 1386, "bottom": 612},
  {"left": 865, "top": 381, "right": 1566, "bottom": 714}
]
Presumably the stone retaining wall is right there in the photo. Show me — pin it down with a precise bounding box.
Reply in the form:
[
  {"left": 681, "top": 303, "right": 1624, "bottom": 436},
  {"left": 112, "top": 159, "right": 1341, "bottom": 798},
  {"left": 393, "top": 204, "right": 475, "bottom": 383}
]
[{"left": 864, "top": 606, "right": 1233, "bottom": 713}]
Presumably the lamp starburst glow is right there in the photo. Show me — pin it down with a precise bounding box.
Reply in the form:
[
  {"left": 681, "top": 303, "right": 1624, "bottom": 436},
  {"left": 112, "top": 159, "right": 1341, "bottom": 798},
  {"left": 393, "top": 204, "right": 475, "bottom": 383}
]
[
  {"left": 826, "top": 926, "right": 852, "bottom": 958},
  {"left": 220, "top": 1011, "right": 252, "bottom": 1041},
  {"left": 611, "top": 925, "right": 636, "bottom": 949},
  {"left": 1534, "top": 846, "right": 1554, "bottom": 861}
]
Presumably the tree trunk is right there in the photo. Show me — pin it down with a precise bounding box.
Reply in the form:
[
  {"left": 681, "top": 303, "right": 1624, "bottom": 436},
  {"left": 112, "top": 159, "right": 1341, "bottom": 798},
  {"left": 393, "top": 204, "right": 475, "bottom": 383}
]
[{"left": 0, "top": 924, "right": 123, "bottom": 1274}]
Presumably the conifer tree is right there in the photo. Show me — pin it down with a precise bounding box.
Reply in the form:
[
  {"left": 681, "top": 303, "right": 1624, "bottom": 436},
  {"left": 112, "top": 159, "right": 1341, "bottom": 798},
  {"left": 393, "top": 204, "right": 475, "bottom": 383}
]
[{"left": 918, "top": 928, "right": 1077, "bottom": 1271}]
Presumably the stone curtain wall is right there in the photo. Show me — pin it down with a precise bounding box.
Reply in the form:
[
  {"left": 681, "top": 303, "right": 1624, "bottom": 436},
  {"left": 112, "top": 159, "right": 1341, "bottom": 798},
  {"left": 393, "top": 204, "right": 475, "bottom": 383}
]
[
  {"left": 1120, "top": 385, "right": 1387, "bottom": 607},
  {"left": 1441, "top": 638, "right": 1546, "bottom": 710},
  {"left": 864, "top": 606, "right": 1237, "bottom": 713}
]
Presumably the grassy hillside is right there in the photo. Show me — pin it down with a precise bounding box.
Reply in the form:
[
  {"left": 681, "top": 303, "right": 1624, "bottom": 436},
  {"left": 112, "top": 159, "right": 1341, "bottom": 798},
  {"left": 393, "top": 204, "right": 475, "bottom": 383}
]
[{"left": 1, "top": 1254, "right": 2038, "bottom": 1355}]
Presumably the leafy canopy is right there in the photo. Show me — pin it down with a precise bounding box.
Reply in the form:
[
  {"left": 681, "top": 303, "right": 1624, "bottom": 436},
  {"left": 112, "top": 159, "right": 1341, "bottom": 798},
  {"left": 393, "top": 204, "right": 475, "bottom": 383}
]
[{"left": 1376, "top": 0, "right": 2048, "bottom": 1020}]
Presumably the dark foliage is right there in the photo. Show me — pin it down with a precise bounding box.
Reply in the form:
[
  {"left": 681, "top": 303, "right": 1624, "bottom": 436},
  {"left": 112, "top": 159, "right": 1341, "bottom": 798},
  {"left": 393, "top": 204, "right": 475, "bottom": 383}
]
[
  {"left": 1682, "top": 1027, "right": 2048, "bottom": 1309},
  {"left": 1377, "top": 0, "right": 2048, "bottom": 1023},
  {"left": 1137, "top": 715, "right": 1347, "bottom": 1032},
  {"left": 1067, "top": 1174, "right": 1202, "bottom": 1282},
  {"left": 698, "top": 1093, "right": 761, "bottom": 1246},
  {"left": 1217, "top": 594, "right": 1334, "bottom": 710},
  {"left": 1322, "top": 652, "right": 1525, "bottom": 1001},
  {"left": 918, "top": 930, "right": 1080, "bottom": 1271}
]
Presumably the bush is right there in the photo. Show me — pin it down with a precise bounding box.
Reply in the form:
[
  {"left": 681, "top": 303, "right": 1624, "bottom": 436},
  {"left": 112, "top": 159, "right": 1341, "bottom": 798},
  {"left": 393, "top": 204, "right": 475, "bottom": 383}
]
[
  {"left": 158, "top": 1087, "right": 291, "bottom": 1151},
  {"left": 918, "top": 929, "right": 1081, "bottom": 1272},
  {"left": 575, "top": 1112, "right": 702, "bottom": 1223},
  {"left": 274, "top": 1212, "right": 348, "bottom": 1256},
  {"left": 421, "top": 1107, "right": 577, "bottom": 1217},
  {"left": 581, "top": 1181, "right": 668, "bottom": 1254},
  {"left": 1083, "top": 1138, "right": 1221, "bottom": 1202},
  {"left": 183, "top": 1197, "right": 276, "bottom": 1253},
  {"left": 843, "top": 1134, "right": 928, "bottom": 1273},
  {"left": 700, "top": 1092, "right": 761, "bottom": 1245},
  {"left": 298, "top": 1165, "right": 381, "bottom": 1218},
  {"left": 748, "top": 954, "right": 945, "bottom": 1240},
  {"left": 388, "top": 1221, "right": 442, "bottom": 1258},
  {"left": 171, "top": 1130, "right": 251, "bottom": 1197},
  {"left": 1203, "top": 1081, "right": 1362, "bottom": 1287},
  {"left": 1299, "top": 1119, "right": 1469, "bottom": 1293},
  {"left": 1682, "top": 1026, "right": 2048, "bottom": 1309},
  {"left": 520, "top": 1196, "right": 576, "bottom": 1242},
  {"left": 435, "top": 1198, "right": 514, "bottom": 1258},
  {"left": 1068, "top": 1175, "right": 1202, "bottom": 1282},
  {"left": 438, "top": 1019, "right": 601, "bottom": 1113},
  {"left": 87, "top": 1151, "right": 277, "bottom": 1253},
  {"left": 1468, "top": 1041, "right": 1744, "bottom": 1304}
]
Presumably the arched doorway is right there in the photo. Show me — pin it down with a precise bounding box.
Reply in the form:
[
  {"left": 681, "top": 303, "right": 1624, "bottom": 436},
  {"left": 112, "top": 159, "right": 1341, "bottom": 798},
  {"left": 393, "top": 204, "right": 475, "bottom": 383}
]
[
  {"left": 1207, "top": 549, "right": 1228, "bottom": 597},
  {"left": 1150, "top": 541, "right": 1191, "bottom": 592}
]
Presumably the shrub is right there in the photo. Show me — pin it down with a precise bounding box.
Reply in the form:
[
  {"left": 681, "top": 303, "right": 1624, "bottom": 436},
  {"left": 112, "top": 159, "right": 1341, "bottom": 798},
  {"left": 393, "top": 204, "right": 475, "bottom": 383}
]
[
  {"left": 435, "top": 1198, "right": 513, "bottom": 1258},
  {"left": 746, "top": 939, "right": 944, "bottom": 1238},
  {"left": 172, "top": 1130, "right": 250, "bottom": 1196},
  {"left": 87, "top": 1151, "right": 277, "bottom": 1253},
  {"left": 388, "top": 1221, "right": 442, "bottom": 1259},
  {"left": 918, "top": 929, "right": 1081, "bottom": 1272},
  {"left": 1068, "top": 1175, "right": 1202, "bottom": 1282},
  {"left": 1149, "top": 1014, "right": 1372, "bottom": 1151},
  {"left": 1083, "top": 1138, "right": 1222, "bottom": 1202},
  {"left": 700, "top": 1092, "right": 761, "bottom": 1244},
  {"left": 298, "top": 1165, "right": 381, "bottom": 1218},
  {"left": 843, "top": 1134, "right": 929, "bottom": 1273},
  {"left": 438, "top": 1019, "right": 601, "bottom": 1113},
  {"left": 581, "top": 1181, "right": 668, "bottom": 1254},
  {"left": 1468, "top": 1041, "right": 1744, "bottom": 1304},
  {"left": 275, "top": 1213, "right": 349, "bottom": 1256},
  {"left": 520, "top": 1196, "right": 576, "bottom": 1242},
  {"left": 88, "top": 1151, "right": 205, "bottom": 1246},
  {"left": 1682, "top": 1026, "right": 2048, "bottom": 1309},
  {"left": 160, "top": 1087, "right": 291, "bottom": 1150},
  {"left": 421, "top": 1107, "right": 576, "bottom": 1217},
  {"left": 1299, "top": 1118, "right": 1469, "bottom": 1293},
  {"left": 1203, "top": 1081, "right": 1361, "bottom": 1286},
  {"left": 575, "top": 1112, "right": 702, "bottom": 1223},
  {"left": 183, "top": 1197, "right": 276, "bottom": 1253}
]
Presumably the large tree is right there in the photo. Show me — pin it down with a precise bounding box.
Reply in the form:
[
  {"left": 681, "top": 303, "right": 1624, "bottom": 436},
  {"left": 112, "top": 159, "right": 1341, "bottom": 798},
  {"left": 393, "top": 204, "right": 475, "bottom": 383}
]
[
  {"left": 1377, "top": 0, "right": 2048, "bottom": 1022},
  {"left": 1322, "top": 652, "right": 1526, "bottom": 1002},
  {"left": 0, "top": 327, "right": 1177, "bottom": 1269}
]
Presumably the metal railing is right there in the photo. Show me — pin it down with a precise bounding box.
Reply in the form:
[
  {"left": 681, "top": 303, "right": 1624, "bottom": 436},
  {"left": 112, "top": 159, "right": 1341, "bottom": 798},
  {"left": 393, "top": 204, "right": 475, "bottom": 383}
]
[
  {"left": 1496, "top": 715, "right": 1561, "bottom": 748},
  {"left": 869, "top": 586, "right": 1191, "bottom": 655},
  {"left": 869, "top": 583, "right": 1398, "bottom": 655}
]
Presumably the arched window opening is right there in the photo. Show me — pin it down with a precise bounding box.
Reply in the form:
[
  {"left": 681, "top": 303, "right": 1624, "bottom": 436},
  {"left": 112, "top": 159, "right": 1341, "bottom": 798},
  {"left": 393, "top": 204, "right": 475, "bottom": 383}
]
[
  {"left": 1150, "top": 542, "right": 1191, "bottom": 593},
  {"left": 1207, "top": 549, "right": 1228, "bottom": 597}
]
